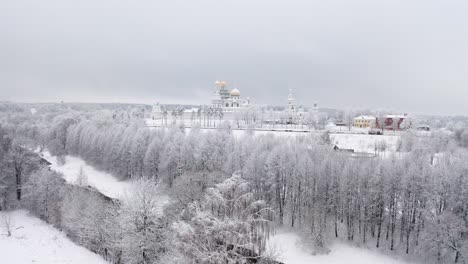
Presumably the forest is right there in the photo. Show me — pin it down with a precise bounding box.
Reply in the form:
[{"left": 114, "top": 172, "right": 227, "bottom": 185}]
[{"left": 0, "top": 102, "right": 467, "bottom": 263}]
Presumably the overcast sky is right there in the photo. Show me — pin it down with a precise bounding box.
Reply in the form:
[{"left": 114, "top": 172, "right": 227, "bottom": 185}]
[{"left": 1, "top": 0, "right": 468, "bottom": 115}]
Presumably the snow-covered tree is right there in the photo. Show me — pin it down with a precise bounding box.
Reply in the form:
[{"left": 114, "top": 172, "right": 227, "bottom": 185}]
[
  {"left": 23, "top": 168, "right": 64, "bottom": 225},
  {"left": 119, "top": 178, "right": 170, "bottom": 263},
  {"left": 174, "top": 173, "right": 274, "bottom": 263}
]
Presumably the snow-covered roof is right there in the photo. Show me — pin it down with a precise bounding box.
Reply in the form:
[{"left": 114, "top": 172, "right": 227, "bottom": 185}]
[
  {"left": 184, "top": 108, "right": 199, "bottom": 113},
  {"left": 385, "top": 114, "right": 406, "bottom": 119},
  {"left": 353, "top": 115, "right": 376, "bottom": 120},
  {"left": 230, "top": 88, "right": 240, "bottom": 96}
]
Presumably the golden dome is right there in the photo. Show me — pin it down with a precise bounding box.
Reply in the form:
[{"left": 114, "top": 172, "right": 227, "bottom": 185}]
[{"left": 230, "top": 88, "right": 240, "bottom": 97}]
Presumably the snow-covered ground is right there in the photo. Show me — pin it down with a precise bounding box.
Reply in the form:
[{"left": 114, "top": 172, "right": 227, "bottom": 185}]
[
  {"left": 146, "top": 118, "right": 312, "bottom": 131},
  {"left": 40, "top": 151, "right": 170, "bottom": 215},
  {"left": 149, "top": 125, "right": 314, "bottom": 138},
  {"left": 267, "top": 232, "right": 409, "bottom": 264},
  {"left": 236, "top": 129, "right": 312, "bottom": 138},
  {"left": 0, "top": 210, "right": 107, "bottom": 264},
  {"left": 330, "top": 133, "right": 400, "bottom": 153}
]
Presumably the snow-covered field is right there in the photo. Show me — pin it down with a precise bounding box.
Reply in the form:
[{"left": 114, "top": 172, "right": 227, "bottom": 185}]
[
  {"left": 150, "top": 125, "right": 313, "bottom": 138},
  {"left": 267, "top": 232, "right": 409, "bottom": 264},
  {"left": 238, "top": 130, "right": 400, "bottom": 154},
  {"left": 0, "top": 210, "right": 107, "bottom": 264},
  {"left": 330, "top": 133, "right": 400, "bottom": 153}
]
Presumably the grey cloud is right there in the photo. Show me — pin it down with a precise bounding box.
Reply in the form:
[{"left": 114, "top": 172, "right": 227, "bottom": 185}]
[{"left": 1, "top": 0, "right": 468, "bottom": 115}]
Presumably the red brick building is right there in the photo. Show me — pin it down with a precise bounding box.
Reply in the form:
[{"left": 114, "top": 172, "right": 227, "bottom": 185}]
[{"left": 376, "top": 114, "right": 407, "bottom": 131}]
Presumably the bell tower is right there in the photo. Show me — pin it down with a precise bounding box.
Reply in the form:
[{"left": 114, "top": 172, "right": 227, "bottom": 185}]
[{"left": 287, "top": 89, "right": 296, "bottom": 113}]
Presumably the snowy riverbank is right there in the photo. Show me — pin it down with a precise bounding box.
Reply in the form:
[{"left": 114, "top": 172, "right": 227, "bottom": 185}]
[
  {"left": 40, "top": 151, "right": 133, "bottom": 199},
  {"left": 0, "top": 210, "right": 107, "bottom": 264},
  {"left": 40, "top": 151, "right": 170, "bottom": 215}
]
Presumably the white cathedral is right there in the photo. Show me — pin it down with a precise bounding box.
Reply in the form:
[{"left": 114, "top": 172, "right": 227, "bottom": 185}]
[
  {"left": 210, "top": 81, "right": 250, "bottom": 113},
  {"left": 150, "top": 81, "right": 319, "bottom": 126}
]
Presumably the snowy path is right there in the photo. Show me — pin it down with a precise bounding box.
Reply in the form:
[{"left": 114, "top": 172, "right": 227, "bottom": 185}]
[
  {"left": 40, "top": 151, "right": 170, "bottom": 215},
  {"left": 267, "top": 232, "right": 409, "bottom": 264},
  {"left": 0, "top": 210, "right": 107, "bottom": 264}
]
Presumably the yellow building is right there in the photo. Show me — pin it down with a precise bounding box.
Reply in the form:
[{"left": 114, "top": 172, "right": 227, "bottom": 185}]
[{"left": 353, "top": 115, "right": 376, "bottom": 129}]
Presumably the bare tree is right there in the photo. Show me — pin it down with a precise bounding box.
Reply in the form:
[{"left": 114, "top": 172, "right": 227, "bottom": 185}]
[{"left": 1, "top": 214, "right": 13, "bottom": 237}]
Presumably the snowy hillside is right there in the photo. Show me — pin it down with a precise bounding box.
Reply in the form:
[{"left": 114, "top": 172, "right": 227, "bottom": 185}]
[
  {"left": 267, "top": 232, "right": 410, "bottom": 264},
  {"left": 0, "top": 210, "right": 107, "bottom": 264}
]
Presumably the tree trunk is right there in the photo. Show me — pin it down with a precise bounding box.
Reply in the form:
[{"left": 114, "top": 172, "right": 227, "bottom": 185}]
[
  {"left": 390, "top": 199, "right": 396, "bottom": 251},
  {"left": 376, "top": 202, "right": 383, "bottom": 248},
  {"left": 15, "top": 161, "right": 22, "bottom": 201},
  {"left": 334, "top": 209, "right": 339, "bottom": 238}
]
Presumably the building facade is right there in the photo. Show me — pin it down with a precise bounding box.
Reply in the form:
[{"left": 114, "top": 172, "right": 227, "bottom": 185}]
[
  {"left": 211, "top": 81, "right": 250, "bottom": 113},
  {"left": 353, "top": 115, "right": 377, "bottom": 129},
  {"left": 150, "top": 82, "right": 320, "bottom": 128},
  {"left": 377, "top": 114, "right": 407, "bottom": 130}
]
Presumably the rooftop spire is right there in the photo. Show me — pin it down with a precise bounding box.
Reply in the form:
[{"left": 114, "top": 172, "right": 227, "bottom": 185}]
[{"left": 288, "top": 88, "right": 294, "bottom": 101}]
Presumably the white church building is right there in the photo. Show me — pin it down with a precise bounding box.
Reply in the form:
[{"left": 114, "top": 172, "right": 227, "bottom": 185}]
[
  {"left": 210, "top": 81, "right": 251, "bottom": 113},
  {"left": 150, "top": 81, "right": 319, "bottom": 128}
]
